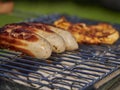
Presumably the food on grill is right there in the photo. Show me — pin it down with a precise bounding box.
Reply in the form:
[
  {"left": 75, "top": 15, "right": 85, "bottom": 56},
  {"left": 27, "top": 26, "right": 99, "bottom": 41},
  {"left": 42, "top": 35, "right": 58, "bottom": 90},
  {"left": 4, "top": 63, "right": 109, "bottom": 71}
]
[
  {"left": 0, "top": 22, "right": 79, "bottom": 58},
  {"left": 3, "top": 22, "right": 78, "bottom": 51},
  {"left": 0, "top": 27, "right": 52, "bottom": 59},
  {"left": 54, "top": 17, "right": 119, "bottom": 44},
  {"left": 48, "top": 25, "right": 79, "bottom": 51},
  {"left": 3, "top": 23, "right": 66, "bottom": 53},
  {"left": 30, "top": 23, "right": 66, "bottom": 53},
  {"left": 26, "top": 22, "right": 78, "bottom": 51}
]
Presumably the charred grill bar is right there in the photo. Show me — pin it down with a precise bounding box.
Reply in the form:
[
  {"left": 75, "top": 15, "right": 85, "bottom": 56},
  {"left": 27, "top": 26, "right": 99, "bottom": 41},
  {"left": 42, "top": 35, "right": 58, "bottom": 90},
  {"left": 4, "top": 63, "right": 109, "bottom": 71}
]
[{"left": 0, "top": 15, "right": 120, "bottom": 90}]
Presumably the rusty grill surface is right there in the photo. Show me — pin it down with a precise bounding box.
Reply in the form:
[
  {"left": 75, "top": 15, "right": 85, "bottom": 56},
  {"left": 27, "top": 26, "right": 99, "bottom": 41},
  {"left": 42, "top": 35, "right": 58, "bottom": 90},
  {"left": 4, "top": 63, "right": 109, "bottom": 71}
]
[{"left": 0, "top": 14, "right": 120, "bottom": 90}]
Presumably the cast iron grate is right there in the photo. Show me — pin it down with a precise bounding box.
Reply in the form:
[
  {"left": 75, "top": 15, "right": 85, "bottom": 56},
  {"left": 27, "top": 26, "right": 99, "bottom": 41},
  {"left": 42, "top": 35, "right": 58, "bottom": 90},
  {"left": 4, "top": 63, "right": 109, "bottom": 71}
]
[{"left": 0, "top": 14, "right": 120, "bottom": 90}]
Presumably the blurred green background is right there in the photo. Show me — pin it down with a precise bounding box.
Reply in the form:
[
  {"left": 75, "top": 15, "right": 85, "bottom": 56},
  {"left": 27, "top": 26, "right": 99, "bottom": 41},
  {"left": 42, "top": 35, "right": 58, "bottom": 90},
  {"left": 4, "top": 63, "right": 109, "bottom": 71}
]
[{"left": 0, "top": 0, "right": 120, "bottom": 26}]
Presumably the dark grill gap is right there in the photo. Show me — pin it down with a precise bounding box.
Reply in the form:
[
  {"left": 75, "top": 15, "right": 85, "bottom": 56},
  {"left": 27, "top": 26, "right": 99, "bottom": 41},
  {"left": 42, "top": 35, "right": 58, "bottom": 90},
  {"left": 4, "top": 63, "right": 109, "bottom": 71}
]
[{"left": 0, "top": 15, "right": 120, "bottom": 90}]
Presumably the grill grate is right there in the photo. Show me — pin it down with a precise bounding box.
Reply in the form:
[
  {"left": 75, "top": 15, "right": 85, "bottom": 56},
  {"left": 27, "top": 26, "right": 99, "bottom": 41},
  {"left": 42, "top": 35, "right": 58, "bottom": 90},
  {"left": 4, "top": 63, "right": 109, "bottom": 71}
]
[{"left": 0, "top": 14, "right": 120, "bottom": 90}]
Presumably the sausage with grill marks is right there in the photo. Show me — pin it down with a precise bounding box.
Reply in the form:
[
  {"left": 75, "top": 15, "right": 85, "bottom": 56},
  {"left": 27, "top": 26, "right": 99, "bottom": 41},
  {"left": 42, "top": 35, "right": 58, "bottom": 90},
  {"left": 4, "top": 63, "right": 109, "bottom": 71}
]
[
  {"left": 0, "top": 27, "right": 52, "bottom": 59},
  {"left": 4, "top": 23, "right": 66, "bottom": 53},
  {"left": 28, "top": 23, "right": 79, "bottom": 51}
]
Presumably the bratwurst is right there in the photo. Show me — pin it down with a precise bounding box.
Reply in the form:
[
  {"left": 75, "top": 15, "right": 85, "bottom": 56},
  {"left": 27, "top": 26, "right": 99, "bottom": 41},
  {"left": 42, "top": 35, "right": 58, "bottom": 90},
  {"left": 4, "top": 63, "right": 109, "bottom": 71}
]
[
  {"left": 0, "top": 27, "right": 52, "bottom": 59},
  {"left": 3, "top": 23, "right": 66, "bottom": 53}
]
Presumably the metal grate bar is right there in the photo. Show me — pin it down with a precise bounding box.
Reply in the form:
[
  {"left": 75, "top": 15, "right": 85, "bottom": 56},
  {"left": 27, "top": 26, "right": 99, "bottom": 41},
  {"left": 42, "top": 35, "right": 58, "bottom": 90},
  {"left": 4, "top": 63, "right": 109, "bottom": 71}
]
[
  {"left": 0, "top": 66, "right": 89, "bottom": 89},
  {"left": 0, "top": 73, "right": 65, "bottom": 89},
  {"left": 76, "top": 63, "right": 114, "bottom": 70},
  {"left": 0, "top": 49, "right": 21, "bottom": 55},
  {"left": 0, "top": 62, "right": 94, "bottom": 81},
  {"left": 0, "top": 47, "right": 119, "bottom": 90},
  {"left": 12, "top": 58, "right": 107, "bottom": 74}
]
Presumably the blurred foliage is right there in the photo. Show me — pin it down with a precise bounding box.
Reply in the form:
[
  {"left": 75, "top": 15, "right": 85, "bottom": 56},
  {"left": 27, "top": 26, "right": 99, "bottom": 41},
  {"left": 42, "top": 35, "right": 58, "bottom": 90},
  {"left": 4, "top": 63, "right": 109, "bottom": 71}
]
[
  {"left": 11, "top": 0, "right": 98, "bottom": 3},
  {"left": 0, "top": 0, "right": 120, "bottom": 26}
]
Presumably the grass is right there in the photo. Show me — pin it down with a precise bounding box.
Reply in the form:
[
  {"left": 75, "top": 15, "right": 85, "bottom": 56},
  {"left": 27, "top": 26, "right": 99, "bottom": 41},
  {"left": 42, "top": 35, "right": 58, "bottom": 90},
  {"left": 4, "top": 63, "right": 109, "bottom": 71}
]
[{"left": 0, "top": 1, "right": 120, "bottom": 26}]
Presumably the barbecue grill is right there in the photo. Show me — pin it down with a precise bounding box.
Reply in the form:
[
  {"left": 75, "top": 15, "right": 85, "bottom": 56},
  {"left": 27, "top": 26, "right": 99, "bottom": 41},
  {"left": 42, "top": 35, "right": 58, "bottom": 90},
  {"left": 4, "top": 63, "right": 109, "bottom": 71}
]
[{"left": 0, "top": 14, "right": 120, "bottom": 90}]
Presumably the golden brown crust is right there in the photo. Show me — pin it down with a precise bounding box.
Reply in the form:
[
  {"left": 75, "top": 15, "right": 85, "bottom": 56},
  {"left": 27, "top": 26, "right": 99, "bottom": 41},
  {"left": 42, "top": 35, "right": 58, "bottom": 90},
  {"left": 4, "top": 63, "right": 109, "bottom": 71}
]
[
  {"left": 0, "top": 26, "right": 39, "bottom": 42},
  {"left": 3, "top": 22, "right": 54, "bottom": 33},
  {"left": 29, "top": 23, "right": 54, "bottom": 33},
  {"left": 0, "top": 42, "right": 35, "bottom": 57},
  {"left": 0, "top": 35, "right": 27, "bottom": 46},
  {"left": 54, "top": 17, "right": 119, "bottom": 44},
  {"left": 0, "top": 26, "right": 41, "bottom": 57}
]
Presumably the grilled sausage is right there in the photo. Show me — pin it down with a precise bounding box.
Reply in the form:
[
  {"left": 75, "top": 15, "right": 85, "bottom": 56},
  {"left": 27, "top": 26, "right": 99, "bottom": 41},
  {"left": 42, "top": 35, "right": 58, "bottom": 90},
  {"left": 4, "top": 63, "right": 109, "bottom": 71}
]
[
  {"left": 25, "top": 22, "right": 78, "bottom": 52},
  {"left": 48, "top": 25, "right": 79, "bottom": 51},
  {"left": 3, "top": 23, "right": 66, "bottom": 53},
  {"left": 27, "top": 23, "right": 66, "bottom": 53},
  {"left": 0, "top": 27, "right": 52, "bottom": 59}
]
